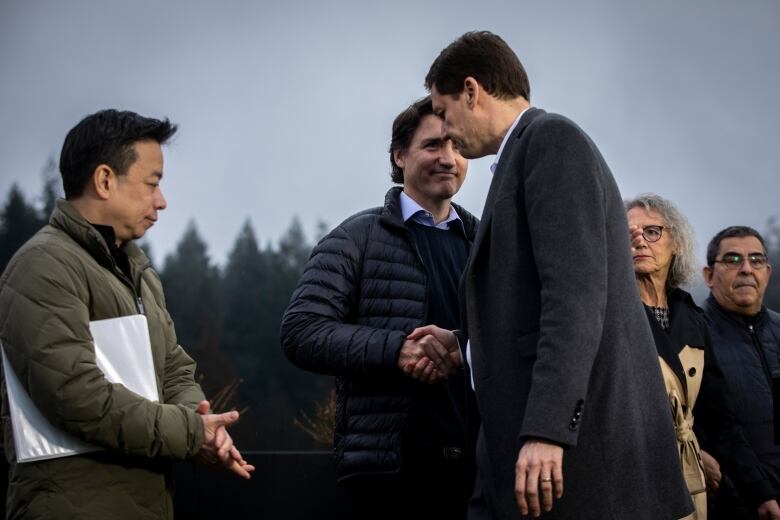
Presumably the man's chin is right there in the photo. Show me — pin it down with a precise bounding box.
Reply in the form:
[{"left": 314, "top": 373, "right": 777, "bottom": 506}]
[
  {"left": 459, "top": 146, "right": 487, "bottom": 160},
  {"left": 432, "top": 187, "right": 458, "bottom": 201}
]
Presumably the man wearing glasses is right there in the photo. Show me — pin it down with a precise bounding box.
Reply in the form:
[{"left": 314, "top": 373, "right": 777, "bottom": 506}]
[{"left": 701, "top": 226, "right": 780, "bottom": 520}]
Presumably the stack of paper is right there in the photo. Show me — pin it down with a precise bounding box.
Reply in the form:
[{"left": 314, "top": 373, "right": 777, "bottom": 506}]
[{"left": 1, "top": 314, "right": 159, "bottom": 463}]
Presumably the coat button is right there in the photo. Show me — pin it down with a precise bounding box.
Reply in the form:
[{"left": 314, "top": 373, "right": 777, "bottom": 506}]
[{"left": 688, "top": 367, "right": 696, "bottom": 377}]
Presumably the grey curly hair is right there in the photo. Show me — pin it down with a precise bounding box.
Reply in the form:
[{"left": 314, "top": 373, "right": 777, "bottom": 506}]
[{"left": 625, "top": 193, "right": 698, "bottom": 289}]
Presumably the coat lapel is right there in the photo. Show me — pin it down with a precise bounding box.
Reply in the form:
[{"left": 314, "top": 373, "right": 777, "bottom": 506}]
[
  {"left": 468, "top": 107, "right": 544, "bottom": 268},
  {"left": 644, "top": 305, "right": 688, "bottom": 396}
]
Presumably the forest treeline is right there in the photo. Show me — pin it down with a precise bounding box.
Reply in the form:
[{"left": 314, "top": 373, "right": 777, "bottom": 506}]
[
  {"left": 0, "top": 176, "right": 332, "bottom": 450},
  {"left": 3, "top": 173, "right": 780, "bottom": 450}
]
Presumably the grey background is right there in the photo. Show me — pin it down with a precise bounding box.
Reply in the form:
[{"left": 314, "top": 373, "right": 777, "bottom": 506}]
[{"left": 2, "top": 0, "right": 778, "bottom": 299}]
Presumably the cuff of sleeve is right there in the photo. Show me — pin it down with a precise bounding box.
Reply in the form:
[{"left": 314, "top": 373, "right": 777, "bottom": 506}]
[
  {"left": 383, "top": 330, "right": 407, "bottom": 371},
  {"left": 745, "top": 479, "right": 777, "bottom": 509},
  {"left": 518, "top": 434, "right": 572, "bottom": 451},
  {"left": 184, "top": 405, "right": 205, "bottom": 458}
]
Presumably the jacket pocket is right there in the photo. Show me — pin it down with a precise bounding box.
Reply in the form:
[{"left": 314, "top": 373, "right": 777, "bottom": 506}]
[{"left": 516, "top": 330, "right": 540, "bottom": 358}]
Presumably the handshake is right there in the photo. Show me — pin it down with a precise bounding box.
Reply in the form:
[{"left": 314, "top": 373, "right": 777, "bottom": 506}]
[
  {"left": 195, "top": 400, "right": 255, "bottom": 479},
  {"left": 398, "top": 325, "right": 463, "bottom": 384}
]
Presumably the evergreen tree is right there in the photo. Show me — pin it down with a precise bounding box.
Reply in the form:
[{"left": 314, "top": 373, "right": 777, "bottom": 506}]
[
  {"left": 0, "top": 184, "right": 44, "bottom": 272},
  {"left": 221, "top": 220, "right": 268, "bottom": 379},
  {"left": 159, "top": 222, "right": 231, "bottom": 395},
  {"left": 313, "top": 219, "right": 329, "bottom": 244},
  {"left": 267, "top": 217, "right": 333, "bottom": 432},
  {"left": 277, "top": 216, "right": 311, "bottom": 270},
  {"left": 38, "top": 156, "right": 61, "bottom": 224}
]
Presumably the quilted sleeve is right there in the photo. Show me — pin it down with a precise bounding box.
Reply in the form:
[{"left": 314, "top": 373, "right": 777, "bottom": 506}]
[
  {"left": 280, "top": 222, "right": 406, "bottom": 377},
  {"left": 0, "top": 246, "right": 204, "bottom": 460}
]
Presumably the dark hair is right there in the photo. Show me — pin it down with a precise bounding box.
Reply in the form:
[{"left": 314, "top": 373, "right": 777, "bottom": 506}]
[
  {"left": 425, "top": 31, "right": 530, "bottom": 101},
  {"left": 706, "top": 226, "right": 767, "bottom": 266},
  {"left": 388, "top": 96, "right": 434, "bottom": 183},
  {"left": 59, "top": 109, "right": 177, "bottom": 199}
]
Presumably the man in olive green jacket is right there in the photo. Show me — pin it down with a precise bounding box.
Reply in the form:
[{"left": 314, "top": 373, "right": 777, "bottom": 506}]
[{"left": 0, "top": 109, "right": 254, "bottom": 519}]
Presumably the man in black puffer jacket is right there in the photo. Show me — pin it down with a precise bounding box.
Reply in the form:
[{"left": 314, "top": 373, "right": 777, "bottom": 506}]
[
  {"left": 281, "top": 96, "right": 478, "bottom": 519},
  {"left": 700, "top": 226, "right": 780, "bottom": 519}
]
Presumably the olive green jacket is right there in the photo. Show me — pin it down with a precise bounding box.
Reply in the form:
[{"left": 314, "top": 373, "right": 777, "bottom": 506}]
[{"left": 0, "top": 200, "right": 206, "bottom": 519}]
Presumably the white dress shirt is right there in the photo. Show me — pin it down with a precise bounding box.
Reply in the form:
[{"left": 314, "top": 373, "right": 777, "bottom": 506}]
[{"left": 467, "top": 106, "right": 531, "bottom": 390}]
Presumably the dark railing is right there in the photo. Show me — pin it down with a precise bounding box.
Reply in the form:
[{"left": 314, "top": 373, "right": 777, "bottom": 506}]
[{"left": 1, "top": 450, "right": 351, "bottom": 519}]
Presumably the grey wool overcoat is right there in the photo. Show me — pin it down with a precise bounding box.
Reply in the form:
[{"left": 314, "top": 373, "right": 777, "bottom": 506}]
[{"left": 462, "top": 108, "right": 693, "bottom": 519}]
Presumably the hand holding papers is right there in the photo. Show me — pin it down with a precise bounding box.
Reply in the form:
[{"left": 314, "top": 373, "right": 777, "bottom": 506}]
[{"left": 2, "top": 314, "right": 158, "bottom": 462}]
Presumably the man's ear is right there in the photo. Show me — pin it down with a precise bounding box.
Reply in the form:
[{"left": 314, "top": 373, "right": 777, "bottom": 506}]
[
  {"left": 702, "top": 265, "right": 714, "bottom": 288},
  {"left": 392, "top": 148, "right": 405, "bottom": 170},
  {"left": 464, "top": 76, "right": 479, "bottom": 108},
  {"left": 92, "top": 164, "right": 115, "bottom": 200}
]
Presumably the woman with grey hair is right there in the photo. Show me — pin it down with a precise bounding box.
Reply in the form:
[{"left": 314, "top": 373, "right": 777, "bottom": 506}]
[{"left": 627, "top": 194, "right": 774, "bottom": 520}]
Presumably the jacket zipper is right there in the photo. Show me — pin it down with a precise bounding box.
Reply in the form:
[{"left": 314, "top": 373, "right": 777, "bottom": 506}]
[
  {"left": 747, "top": 323, "right": 773, "bottom": 387},
  {"left": 404, "top": 229, "right": 429, "bottom": 326},
  {"left": 113, "top": 263, "right": 148, "bottom": 316},
  {"left": 92, "top": 229, "right": 148, "bottom": 315}
]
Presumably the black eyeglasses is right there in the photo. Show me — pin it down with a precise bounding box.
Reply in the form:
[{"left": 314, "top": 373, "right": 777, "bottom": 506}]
[
  {"left": 714, "top": 252, "right": 769, "bottom": 270},
  {"left": 639, "top": 225, "right": 665, "bottom": 243}
]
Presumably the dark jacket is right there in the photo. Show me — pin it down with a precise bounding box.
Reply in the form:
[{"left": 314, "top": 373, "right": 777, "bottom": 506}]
[
  {"left": 463, "top": 108, "right": 692, "bottom": 519},
  {"left": 701, "top": 295, "right": 780, "bottom": 503},
  {"left": 280, "top": 187, "right": 478, "bottom": 482},
  {"left": 0, "top": 200, "right": 206, "bottom": 520},
  {"left": 647, "top": 289, "right": 775, "bottom": 510}
]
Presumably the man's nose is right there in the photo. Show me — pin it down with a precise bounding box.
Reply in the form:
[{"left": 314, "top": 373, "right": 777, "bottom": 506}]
[
  {"left": 438, "top": 143, "right": 457, "bottom": 168},
  {"left": 156, "top": 189, "right": 167, "bottom": 211}
]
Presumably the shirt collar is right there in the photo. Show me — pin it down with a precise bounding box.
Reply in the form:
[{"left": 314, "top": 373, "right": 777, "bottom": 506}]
[
  {"left": 399, "top": 190, "right": 462, "bottom": 231},
  {"left": 490, "top": 106, "right": 531, "bottom": 174},
  {"left": 91, "top": 223, "right": 120, "bottom": 254}
]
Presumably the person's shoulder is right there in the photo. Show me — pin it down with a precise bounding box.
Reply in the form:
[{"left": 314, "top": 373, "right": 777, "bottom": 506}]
[
  {"left": 5, "top": 225, "right": 80, "bottom": 269},
  {"left": 528, "top": 110, "right": 588, "bottom": 140},
  {"left": 673, "top": 288, "right": 706, "bottom": 316},
  {"left": 340, "top": 206, "right": 382, "bottom": 226},
  {"left": 309, "top": 206, "right": 382, "bottom": 257},
  {"left": 764, "top": 306, "right": 780, "bottom": 327},
  {"left": 330, "top": 206, "right": 382, "bottom": 237},
  {"left": 0, "top": 226, "right": 85, "bottom": 292}
]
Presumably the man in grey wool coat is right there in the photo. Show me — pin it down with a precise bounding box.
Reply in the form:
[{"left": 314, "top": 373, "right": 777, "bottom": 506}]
[{"left": 410, "top": 31, "right": 694, "bottom": 519}]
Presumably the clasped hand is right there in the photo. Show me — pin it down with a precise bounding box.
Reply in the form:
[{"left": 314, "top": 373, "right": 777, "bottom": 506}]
[
  {"left": 397, "top": 325, "right": 462, "bottom": 383},
  {"left": 195, "top": 400, "right": 255, "bottom": 479}
]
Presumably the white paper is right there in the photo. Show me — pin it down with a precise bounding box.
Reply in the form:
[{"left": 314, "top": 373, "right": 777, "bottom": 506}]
[
  {"left": 2, "top": 314, "right": 159, "bottom": 463},
  {"left": 90, "top": 315, "right": 159, "bottom": 402}
]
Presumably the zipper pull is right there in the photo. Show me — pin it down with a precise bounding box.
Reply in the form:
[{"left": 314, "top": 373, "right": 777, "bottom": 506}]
[{"left": 136, "top": 297, "right": 145, "bottom": 315}]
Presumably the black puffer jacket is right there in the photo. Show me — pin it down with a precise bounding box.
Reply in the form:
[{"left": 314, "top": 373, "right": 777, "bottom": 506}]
[
  {"left": 280, "top": 187, "right": 478, "bottom": 481},
  {"left": 701, "top": 295, "right": 780, "bottom": 502}
]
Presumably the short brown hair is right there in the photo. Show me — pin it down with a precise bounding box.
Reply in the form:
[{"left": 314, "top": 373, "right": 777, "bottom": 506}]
[
  {"left": 388, "top": 97, "right": 434, "bottom": 183},
  {"left": 425, "top": 31, "right": 530, "bottom": 101}
]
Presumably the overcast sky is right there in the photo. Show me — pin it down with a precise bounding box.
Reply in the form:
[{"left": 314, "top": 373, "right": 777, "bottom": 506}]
[{"left": 2, "top": 0, "right": 779, "bottom": 296}]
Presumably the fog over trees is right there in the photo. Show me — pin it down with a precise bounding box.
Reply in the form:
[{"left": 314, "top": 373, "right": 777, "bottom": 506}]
[{"left": 3, "top": 177, "right": 780, "bottom": 449}]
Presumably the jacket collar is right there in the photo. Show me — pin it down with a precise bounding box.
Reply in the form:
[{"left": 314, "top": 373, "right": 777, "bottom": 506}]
[
  {"left": 49, "top": 199, "right": 151, "bottom": 275},
  {"left": 379, "top": 186, "right": 478, "bottom": 241},
  {"left": 703, "top": 294, "right": 768, "bottom": 328},
  {"left": 470, "top": 108, "right": 545, "bottom": 254},
  {"left": 645, "top": 288, "right": 706, "bottom": 396}
]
